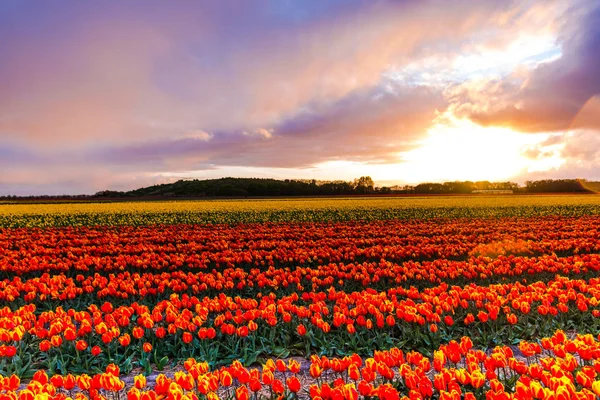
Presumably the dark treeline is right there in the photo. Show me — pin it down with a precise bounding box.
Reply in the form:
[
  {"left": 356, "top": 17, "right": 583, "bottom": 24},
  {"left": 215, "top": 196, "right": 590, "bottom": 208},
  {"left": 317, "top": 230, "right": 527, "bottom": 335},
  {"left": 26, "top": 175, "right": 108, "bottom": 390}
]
[
  {"left": 411, "top": 181, "right": 518, "bottom": 194},
  {"left": 524, "top": 179, "right": 595, "bottom": 193},
  {"left": 410, "top": 179, "right": 600, "bottom": 194},
  {"left": 1, "top": 178, "right": 599, "bottom": 200},
  {"left": 123, "top": 176, "right": 381, "bottom": 197}
]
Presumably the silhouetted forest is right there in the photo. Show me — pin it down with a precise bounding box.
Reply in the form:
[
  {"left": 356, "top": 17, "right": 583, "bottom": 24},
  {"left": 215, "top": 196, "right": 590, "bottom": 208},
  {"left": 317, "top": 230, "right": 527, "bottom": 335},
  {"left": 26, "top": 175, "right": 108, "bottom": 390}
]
[
  {"left": 1, "top": 178, "right": 599, "bottom": 200},
  {"left": 108, "top": 176, "right": 381, "bottom": 197}
]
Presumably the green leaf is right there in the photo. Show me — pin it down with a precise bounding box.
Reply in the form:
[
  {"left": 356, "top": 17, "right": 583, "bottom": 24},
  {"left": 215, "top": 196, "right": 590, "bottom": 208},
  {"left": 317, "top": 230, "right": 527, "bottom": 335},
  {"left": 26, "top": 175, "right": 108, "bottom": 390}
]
[
  {"left": 272, "top": 347, "right": 290, "bottom": 358},
  {"left": 158, "top": 356, "right": 169, "bottom": 370}
]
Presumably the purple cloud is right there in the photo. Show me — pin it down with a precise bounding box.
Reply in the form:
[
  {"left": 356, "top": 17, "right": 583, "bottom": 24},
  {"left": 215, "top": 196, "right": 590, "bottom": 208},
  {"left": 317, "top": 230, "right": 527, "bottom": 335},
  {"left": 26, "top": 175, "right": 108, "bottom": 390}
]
[
  {"left": 1, "top": 0, "right": 599, "bottom": 194},
  {"left": 462, "top": 2, "right": 600, "bottom": 132}
]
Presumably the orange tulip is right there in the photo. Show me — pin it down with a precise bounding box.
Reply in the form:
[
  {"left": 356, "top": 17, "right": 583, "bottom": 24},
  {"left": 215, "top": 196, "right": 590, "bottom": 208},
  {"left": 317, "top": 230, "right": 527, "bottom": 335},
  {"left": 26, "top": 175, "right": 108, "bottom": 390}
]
[
  {"left": 287, "top": 376, "right": 301, "bottom": 393},
  {"left": 297, "top": 324, "right": 307, "bottom": 336}
]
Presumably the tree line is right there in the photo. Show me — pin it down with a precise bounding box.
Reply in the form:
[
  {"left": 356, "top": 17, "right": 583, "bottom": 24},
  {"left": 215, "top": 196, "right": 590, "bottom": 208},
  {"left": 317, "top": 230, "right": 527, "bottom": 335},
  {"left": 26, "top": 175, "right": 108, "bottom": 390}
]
[
  {"left": 400, "top": 179, "right": 598, "bottom": 194},
  {"left": 1, "top": 178, "right": 599, "bottom": 200}
]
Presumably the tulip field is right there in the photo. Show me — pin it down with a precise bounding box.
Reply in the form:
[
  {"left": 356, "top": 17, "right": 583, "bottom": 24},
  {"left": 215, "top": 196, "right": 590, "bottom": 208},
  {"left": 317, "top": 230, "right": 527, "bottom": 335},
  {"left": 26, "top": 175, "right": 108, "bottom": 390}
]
[{"left": 3, "top": 195, "right": 600, "bottom": 400}]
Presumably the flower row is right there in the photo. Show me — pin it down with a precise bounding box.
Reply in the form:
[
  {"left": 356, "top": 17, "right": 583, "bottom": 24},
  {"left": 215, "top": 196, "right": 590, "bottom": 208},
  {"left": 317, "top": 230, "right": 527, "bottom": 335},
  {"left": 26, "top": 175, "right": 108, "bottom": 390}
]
[
  {"left": 2, "top": 329, "right": 600, "bottom": 400},
  {"left": 2, "top": 252, "right": 600, "bottom": 305},
  {"left": 4, "top": 195, "right": 600, "bottom": 227},
  {"left": 2, "top": 274, "right": 600, "bottom": 373},
  {"left": 2, "top": 217, "right": 600, "bottom": 277}
]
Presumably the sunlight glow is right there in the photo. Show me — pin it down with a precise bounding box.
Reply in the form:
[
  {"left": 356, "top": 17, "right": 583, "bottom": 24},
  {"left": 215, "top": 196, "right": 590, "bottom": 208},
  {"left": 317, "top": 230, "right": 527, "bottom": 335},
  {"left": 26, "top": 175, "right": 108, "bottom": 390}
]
[
  {"left": 395, "top": 117, "right": 564, "bottom": 183},
  {"left": 387, "top": 33, "right": 561, "bottom": 85},
  {"left": 169, "top": 118, "right": 567, "bottom": 186},
  {"left": 452, "top": 34, "right": 562, "bottom": 78}
]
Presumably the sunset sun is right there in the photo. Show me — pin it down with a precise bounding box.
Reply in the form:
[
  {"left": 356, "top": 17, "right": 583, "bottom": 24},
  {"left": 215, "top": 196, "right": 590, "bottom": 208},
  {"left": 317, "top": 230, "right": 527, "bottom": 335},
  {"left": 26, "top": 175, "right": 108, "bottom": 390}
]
[{"left": 397, "top": 116, "right": 564, "bottom": 183}]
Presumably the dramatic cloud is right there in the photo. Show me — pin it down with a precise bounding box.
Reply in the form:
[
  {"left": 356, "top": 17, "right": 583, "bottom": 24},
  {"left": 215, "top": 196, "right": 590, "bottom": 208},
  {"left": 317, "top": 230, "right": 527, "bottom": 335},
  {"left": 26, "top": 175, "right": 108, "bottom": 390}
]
[
  {"left": 455, "top": 2, "right": 600, "bottom": 133},
  {"left": 1, "top": 0, "right": 599, "bottom": 194}
]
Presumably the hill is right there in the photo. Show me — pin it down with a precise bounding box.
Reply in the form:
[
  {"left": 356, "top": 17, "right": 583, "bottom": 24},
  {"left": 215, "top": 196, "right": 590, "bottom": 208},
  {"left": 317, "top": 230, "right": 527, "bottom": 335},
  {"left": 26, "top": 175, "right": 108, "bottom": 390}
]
[
  {"left": 106, "top": 177, "right": 596, "bottom": 198},
  {"left": 95, "top": 177, "right": 381, "bottom": 198}
]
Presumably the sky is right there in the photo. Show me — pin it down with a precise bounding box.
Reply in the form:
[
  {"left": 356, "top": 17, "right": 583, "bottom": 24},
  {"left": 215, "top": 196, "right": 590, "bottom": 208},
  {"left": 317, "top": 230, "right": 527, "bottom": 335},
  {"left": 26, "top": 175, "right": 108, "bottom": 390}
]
[{"left": 1, "top": 0, "right": 600, "bottom": 195}]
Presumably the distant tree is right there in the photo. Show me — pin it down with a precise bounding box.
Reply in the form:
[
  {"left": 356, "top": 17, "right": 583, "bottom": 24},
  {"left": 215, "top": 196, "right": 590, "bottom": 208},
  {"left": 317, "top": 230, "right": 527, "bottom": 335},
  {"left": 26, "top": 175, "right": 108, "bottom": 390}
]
[
  {"left": 414, "top": 183, "right": 444, "bottom": 194},
  {"left": 525, "top": 179, "right": 588, "bottom": 193},
  {"left": 354, "top": 176, "right": 375, "bottom": 194}
]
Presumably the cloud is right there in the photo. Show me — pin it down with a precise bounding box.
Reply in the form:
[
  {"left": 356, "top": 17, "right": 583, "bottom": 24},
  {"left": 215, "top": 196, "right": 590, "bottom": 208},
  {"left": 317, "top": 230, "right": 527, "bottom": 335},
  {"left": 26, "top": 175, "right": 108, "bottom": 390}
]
[
  {"left": 0, "top": 0, "right": 526, "bottom": 147},
  {"left": 560, "top": 131, "right": 600, "bottom": 166},
  {"left": 0, "top": 80, "right": 444, "bottom": 195},
  {"left": 570, "top": 96, "right": 600, "bottom": 131},
  {"left": 1, "top": 0, "right": 599, "bottom": 194},
  {"left": 243, "top": 128, "right": 274, "bottom": 139},
  {"left": 85, "top": 82, "right": 444, "bottom": 170},
  {"left": 182, "top": 131, "right": 213, "bottom": 141},
  {"left": 455, "top": 2, "right": 600, "bottom": 133}
]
